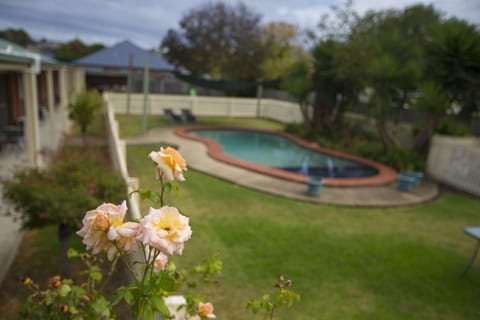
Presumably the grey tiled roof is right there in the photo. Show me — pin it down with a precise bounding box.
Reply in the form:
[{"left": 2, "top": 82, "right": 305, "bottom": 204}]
[{"left": 74, "top": 40, "right": 174, "bottom": 71}]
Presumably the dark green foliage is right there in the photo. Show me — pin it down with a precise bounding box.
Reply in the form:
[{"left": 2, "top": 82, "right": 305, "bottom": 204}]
[
  {"left": 0, "top": 28, "right": 34, "bottom": 47},
  {"left": 285, "top": 122, "right": 425, "bottom": 171},
  {"left": 3, "top": 146, "right": 125, "bottom": 232},
  {"left": 69, "top": 90, "right": 104, "bottom": 144},
  {"left": 424, "top": 19, "right": 480, "bottom": 116},
  {"left": 354, "top": 143, "right": 424, "bottom": 171},
  {"left": 436, "top": 119, "right": 470, "bottom": 136},
  {"left": 54, "top": 39, "right": 105, "bottom": 62}
]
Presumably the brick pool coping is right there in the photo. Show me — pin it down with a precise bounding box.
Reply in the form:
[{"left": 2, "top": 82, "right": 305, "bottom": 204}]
[{"left": 174, "top": 126, "right": 397, "bottom": 187}]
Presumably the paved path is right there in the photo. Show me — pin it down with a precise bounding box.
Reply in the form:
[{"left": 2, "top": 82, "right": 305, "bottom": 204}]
[{"left": 126, "top": 127, "right": 439, "bottom": 207}]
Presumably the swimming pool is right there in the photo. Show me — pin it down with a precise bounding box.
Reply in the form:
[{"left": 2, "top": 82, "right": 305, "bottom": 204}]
[
  {"left": 191, "top": 129, "right": 377, "bottom": 178},
  {"left": 175, "top": 127, "right": 397, "bottom": 187}
]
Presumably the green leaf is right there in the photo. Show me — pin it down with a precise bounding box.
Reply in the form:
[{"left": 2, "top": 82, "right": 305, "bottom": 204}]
[
  {"left": 112, "top": 287, "right": 127, "bottom": 306},
  {"left": 130, "top": 189, "right": 161, "bottom": 204},
  {"left": 59, "top": 284, "right": 71, "bottom": 297},
  {"left": 151, "top": 295, "right": 171, "bottom": 317},
  {"left": 124, "top": 288, "right": 134, "bottom": 305},
  {"left": 160, "top": 273, "right": 176, "bottom": 292},
  {"left": 163, "top": 182, "right": 172, "bottom": 194},
  {"left": 67, "top": 248, "right": 79, "bottom": 258},
  {"left": 144, "top": 303, "right": 154, "bottom": 320},
  {"left": 90, "top": 270, "right": 102, "bottom": 281}
]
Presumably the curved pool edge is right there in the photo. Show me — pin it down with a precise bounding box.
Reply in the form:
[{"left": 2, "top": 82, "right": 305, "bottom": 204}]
[{"left": 174, "top": 126, "right": 397, "bottom": 187}]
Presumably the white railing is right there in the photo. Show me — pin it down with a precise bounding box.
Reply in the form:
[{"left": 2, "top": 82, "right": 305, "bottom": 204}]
[
  {"left": 104, "top": 93, "right": 141, "bottom": 220},
  {"left": 427, "top": 135, "right": 480, "bottom": 196},
  {"left": 106, "top": 92, "right": 304, "bottom": 123}
]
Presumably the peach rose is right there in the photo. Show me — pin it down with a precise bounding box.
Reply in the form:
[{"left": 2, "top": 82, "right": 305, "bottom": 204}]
[
  {"left": 77, "top": 201, "right": 127, "bottom": 256},
  {"left": 149, "top": 147, "right": 187, "bottom": 181},
  {"left": 106, "top": 221, "right": 139, "bottom": 260},
  {"left": 136, "top": 206, "right": 192, "bottom": 255},
  {"left": 198, "top": 302, "right": 216, "bottom": 319},
  {"left": 153, "top": 252, "right": 169, "bottom": 272}
]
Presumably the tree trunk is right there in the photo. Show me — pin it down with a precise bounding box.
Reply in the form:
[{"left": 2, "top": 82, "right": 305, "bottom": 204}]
[
  {"left": 312, "top": 91, "right": 332, "bottom": 133},
  {"left": 299, "top": 102, "right": 311, "bottom": 127},
  {"left": 374, "top": 100, "right": 397, "bottom": 150},
  {"left": 413, "top": 114, "right": 440, "bottom": 154},
  {"left": 81, "top": 126, "right": 87, "bottom": 146},
  {"left": 58, "top": 222, "right": 71, "bottom": 277}
]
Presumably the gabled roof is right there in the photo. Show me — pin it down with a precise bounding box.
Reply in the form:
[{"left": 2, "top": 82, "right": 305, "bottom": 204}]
[
  {"left": 0, "top": 38, "right": 59, "bottom": 66},
  {"left": 74, "top": 40, "right": 174, "bottom": 71}
]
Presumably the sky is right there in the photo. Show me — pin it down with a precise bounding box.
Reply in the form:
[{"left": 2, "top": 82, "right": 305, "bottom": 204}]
[{"left": 0, "top": 0, "right": 479, "bottom": 49}]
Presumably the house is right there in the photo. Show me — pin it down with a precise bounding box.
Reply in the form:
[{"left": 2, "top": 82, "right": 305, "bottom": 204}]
[
  {"left": 75, "top": 40, "right": 191, "bottom": 94},
  {"left": 0, "top": 38, "right": 84, "bottom": 168}
]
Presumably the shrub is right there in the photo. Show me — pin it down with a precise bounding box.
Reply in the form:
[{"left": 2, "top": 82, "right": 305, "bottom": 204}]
[
  {"left": 2, "top": 146, "right": 125, "bottom": 274},
  {"left": 69, "top": 90, "right": 104, "bottom": 144}
]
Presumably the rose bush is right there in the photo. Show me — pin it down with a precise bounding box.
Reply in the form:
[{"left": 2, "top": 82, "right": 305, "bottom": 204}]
[{"left": 19, "top": 145, "right": 299, "bottom": 319}]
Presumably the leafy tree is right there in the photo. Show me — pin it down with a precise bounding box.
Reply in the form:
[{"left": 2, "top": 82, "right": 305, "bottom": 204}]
[
  {"left": 305, "top": 0, "right": 364, "bottom": 135},
  {"left": 69, "top": 90, "right": 103, "bottom": 145},
  {"left": 424, "top": 19, "right": 480, "bottom": 117},
  {"left": 0, "top": 28, "right": 34, "bottom": 47},
  {"left": 160, "top": 1, "right": 267, "bottom": 80},
  {"left": 54, "top": 39, "right": 104, "bottom": 62},
  {"left": 261, "top": 22, "right": 306, "bottom": 80},
  {"left": 281, "top": 58, "right": 313, "bottom": 123},
  {"left": 411, "top": 83, "right": 450, "bottom": 152},
  {"left": 352, "top": 5, "right": 441, "bottom": 150}
]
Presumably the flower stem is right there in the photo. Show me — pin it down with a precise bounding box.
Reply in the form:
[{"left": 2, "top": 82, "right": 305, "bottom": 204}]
[
  {"left": 99, "top": 253, "right": 119, "bottom": 293},
  {"left": 159, "top": 174, "right": 165, "bottom": 207}
]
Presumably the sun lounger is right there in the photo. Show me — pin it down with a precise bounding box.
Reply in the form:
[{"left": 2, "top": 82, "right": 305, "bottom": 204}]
[
  {"left": 181, "top": 109, "right": 197, "bottom": 123},
  {"left": 164, "top": 109, "right": 182, "bottom": 124}
]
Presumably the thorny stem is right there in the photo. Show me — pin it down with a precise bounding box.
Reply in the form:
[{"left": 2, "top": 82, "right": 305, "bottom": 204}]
[
  {"left": 159, "top": 173, "right": 165, "bottom": 207},
  {"left": 99, "top": 252, "right": 119, "bottom": 293},
  {"left": 270, "top": 305, "right": 275, "bottom": 320},
  {"left": 137, "top": 246, "right": 154, "bottom": 318},
  {"left": 113, "top": 242, "right": 136, "bottom": 278}
]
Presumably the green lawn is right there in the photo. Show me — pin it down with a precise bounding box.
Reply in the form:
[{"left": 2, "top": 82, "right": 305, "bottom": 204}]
[
  {"left": 115, "top": 114, "right": 284, "bottom": 138},
  {"left": 127, "top": 144, "right": 480, "bottom": 320}
]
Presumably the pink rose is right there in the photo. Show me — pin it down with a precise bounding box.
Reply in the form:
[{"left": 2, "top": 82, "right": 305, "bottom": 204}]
[
  {"left": 153, "top": 252, "right": 169, "bottom": 272},
  {"left": 136, "top": 206, "right": 192, "bottom": 255},
  {"left": 77, "top": 201, "right": 127, "bottom": 256}
]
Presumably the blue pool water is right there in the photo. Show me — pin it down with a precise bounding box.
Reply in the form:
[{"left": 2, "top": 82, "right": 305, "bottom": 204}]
[{"left": 191, "top": 130, "right": 378, "bottom": 178}]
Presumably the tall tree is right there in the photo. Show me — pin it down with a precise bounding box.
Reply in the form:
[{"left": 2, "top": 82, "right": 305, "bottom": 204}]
[
  {"left": 54, "top": 39, "right": 104, "bottom": 62},
  {"left": 306, "top": 0, "right": 363, "bottom": 134},
  {"left": 424, "top": 19, "right": 480, "bottom": 117},
  {"left": 0, "top": 28, "right": 34, "bottom": 47},
  {"left": 261, "top": 22, "right": 306, "bottom": 80},
  {"left": 353, "top": 5, "right": 441, "bottom": 150},
  {"left": 160, "top": 1, "right": 267, "bottom": 80}
]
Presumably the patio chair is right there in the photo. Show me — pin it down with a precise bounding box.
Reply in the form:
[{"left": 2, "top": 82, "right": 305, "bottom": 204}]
[
  {"left": 181, "top": 109, "right": 197, "bottom": 123},
  {"left": 461, "top": 226, "right": 480, "bottom": 276},
  {"left": 164, "top": 108, "right": 182, "bottom": 124}
]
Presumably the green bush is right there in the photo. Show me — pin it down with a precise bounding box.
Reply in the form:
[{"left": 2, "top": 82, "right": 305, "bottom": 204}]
[
  {"left": 2, "top": 146, "right": 125, "bottom": 274},
  {"left": 436, "top": 119, "right": 470, "bottom": 136},
  {"left": 3, "top": 146, "right": 125, "bottom": 230},
  {"left": 354, "top": 142, "right": 424, "bottom": 171},
  {"left": 69, "top": 90, "right": 104, "bottom": 143}
]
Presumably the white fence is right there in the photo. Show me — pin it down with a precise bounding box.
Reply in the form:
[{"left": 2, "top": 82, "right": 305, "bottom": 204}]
[
  {"left": 427, "top": 135, "right": 480, "bottom": 196},
  {"left": 104, "top": 93, "right": 141, "bottom": 220},
  {"left": 106, "top": 92, "right": 304, "bottom": 123}
]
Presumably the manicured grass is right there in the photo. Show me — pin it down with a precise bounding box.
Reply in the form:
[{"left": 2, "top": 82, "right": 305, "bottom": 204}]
[
  {"left": 127, "top": 144, "right": 480, "bottom": 320},
  {"left": 115, "top": 114, "right": 284, "bottom": 138}
]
